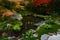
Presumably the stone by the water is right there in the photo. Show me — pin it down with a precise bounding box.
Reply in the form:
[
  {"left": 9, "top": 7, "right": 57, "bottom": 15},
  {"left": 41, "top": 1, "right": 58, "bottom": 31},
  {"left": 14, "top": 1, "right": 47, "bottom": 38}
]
[
  {"left": 48, "top": 34, "right": 60, "bottom": 40},
  {"left": 41, "top": 34, "right": 49, "bottom": 40}
]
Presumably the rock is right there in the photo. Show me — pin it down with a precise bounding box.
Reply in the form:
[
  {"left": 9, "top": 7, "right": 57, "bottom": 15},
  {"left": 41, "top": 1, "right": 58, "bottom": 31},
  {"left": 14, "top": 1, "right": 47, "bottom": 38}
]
[
  {"left": 48, "top": 32, "right": 54, "bottom": 36},
  {"left": 2, "top": 32, "right": 7, "bottom": 37},
  {"left": 55, "top": 20, "right": 60, "bottom": 25},
  {"left": 33, "top": 33, "right": 38, "bottom": 37},
  {"left": 48, "top": 34, "right": 60, "bottom": 40},
  {"left": 18, "top": 39, "right": 21, "bottom": 40},
  {"left": 8, "top": 36, "right": 16, "bottom": 40},
  {"left": 7, "top": 24, "right": 12, "bottom": 27},
  {"left": 10, "top": 13, "right": 23, "bottom": 20},
  {"left": 41, "top": 34, "right": 49, "bottom": 40},
  {"left": 57, "top": 32, "right": 60, "bottom": 34},
  {"left": 36, "top": 21, "right": 45, "bottom": 31},
  {"left": 30, "top": 29, "right": 36, "bottom": 33},
  {"left": 34, "top": 21, "right": 45, "bottom": 26},
  {"left": 58, "top": 29, "right": 60, "bottom": 32},
  {"left": 8, "top": 37, "right": 12, "bottom": 39}
]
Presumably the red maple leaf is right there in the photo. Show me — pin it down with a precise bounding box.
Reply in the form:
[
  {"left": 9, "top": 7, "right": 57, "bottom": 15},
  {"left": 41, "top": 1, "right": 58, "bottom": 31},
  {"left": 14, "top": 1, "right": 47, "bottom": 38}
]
[{"left": 33, "top": 0, "right": 52, "bottom": 7}]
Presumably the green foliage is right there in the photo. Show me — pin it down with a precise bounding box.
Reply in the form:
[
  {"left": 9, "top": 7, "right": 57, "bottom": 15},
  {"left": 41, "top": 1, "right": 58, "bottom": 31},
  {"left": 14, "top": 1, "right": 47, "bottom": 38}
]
[
  {"left": 0, "top": 37, "right": 9, "bottom": 40},
  {"left": 37, "top": 11, "right": 60, "bottom": 37},
  {"left": 0, "top": 0, "right": 60, "bottom": 40},
  {"left": 24, "top": 30, "right": 37, "bottom": 40},
  {"left": 44, "top": 24, "right": 52, "bottom": 30},
  {"left": 0, "top": 0, "right": 16, "bottom": 10},
  {"left": 37, "top": 23, "right": 60, "bottom": 37},
  {"left": 25, "top": 37, "right": 36, "bottom": 40},
  {"left": 13, "top": 24, "right": 21, "bottom": 31},
  {"left": 26, "top": 30, "right": 33, "bottom": 36},
  {"left": 0, "top": 16, "right": 23, "bottom": 31},
  {"left": 11, "top": 20, "right": 23, "bottom": 31}
]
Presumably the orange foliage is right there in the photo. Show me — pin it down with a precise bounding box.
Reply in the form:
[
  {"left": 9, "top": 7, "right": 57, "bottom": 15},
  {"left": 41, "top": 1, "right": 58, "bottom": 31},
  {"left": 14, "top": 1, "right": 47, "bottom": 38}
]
[
  {"left": 8, "top": 0, "right": 25, "bottom": 10},
  {"left": 2, "top": 10, "right": 14, "bottom": 16}
]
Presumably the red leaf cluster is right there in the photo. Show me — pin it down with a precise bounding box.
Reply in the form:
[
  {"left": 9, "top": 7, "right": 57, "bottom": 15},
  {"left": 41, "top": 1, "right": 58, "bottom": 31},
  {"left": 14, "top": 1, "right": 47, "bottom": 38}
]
[{"left": 33, "top": 0, "right": 52, "bottom": 6}]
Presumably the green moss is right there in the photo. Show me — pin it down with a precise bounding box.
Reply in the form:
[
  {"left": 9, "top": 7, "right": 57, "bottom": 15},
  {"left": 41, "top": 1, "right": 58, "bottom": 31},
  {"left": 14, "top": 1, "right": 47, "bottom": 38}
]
[{"left": 37, "top": 24, "right": 60, "bottom": 37}]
